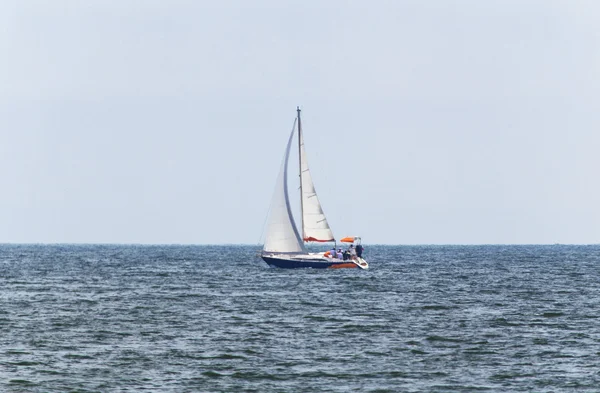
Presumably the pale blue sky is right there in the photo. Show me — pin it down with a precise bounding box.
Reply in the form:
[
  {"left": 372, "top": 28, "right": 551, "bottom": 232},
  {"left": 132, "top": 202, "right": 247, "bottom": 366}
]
[{"left": 1, "top": 0, "right": 598, "bottom": 244}]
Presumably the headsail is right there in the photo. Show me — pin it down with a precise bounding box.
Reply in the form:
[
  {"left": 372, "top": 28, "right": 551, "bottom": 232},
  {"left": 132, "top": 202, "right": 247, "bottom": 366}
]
[
  {"left": 263, "top": 123, "right": 307, "bottom": 254},
  {"left": 297, "top": 108, "right": 335, "bottom": 243}
]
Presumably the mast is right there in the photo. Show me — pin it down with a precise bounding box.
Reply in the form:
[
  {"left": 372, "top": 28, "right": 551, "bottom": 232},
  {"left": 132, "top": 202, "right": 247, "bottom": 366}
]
[{"left": 297, "top": 106, "right": 305, "bottom": 241}]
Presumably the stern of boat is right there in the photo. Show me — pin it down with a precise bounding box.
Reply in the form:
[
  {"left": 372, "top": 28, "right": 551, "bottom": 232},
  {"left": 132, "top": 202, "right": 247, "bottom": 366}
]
[{"left": 354, "top": 257, "right": 368, "bottom": 269}]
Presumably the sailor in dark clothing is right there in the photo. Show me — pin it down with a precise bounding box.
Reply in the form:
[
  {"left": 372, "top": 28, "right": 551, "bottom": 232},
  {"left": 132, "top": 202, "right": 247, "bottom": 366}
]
[{"left": 355, "top": 244, "right": 363, "bottom": 258}]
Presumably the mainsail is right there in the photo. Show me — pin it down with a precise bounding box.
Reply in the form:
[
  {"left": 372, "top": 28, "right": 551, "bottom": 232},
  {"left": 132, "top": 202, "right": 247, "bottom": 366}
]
[
  {"left": 298, "top": 109, "right": 335, "bottom": 242},
  {"left": 262, "top": 124, "right": 307, "bottom": 254}
]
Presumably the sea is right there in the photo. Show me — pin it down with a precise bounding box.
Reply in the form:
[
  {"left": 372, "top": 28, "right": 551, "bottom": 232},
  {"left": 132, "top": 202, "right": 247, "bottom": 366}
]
[{"left": 1, "top": 244, "right": 599, "bottom": 392}]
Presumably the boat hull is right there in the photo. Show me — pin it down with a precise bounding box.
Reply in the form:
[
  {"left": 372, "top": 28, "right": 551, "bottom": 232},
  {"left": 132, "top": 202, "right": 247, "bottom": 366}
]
[{"left": 262, "top": 255, "right": 366, "bottom": 269}]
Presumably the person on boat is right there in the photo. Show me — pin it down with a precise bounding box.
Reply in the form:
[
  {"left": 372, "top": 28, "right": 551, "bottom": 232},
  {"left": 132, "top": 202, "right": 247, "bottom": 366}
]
[
  {"left": 336, "top": 249, "right": 343, "bottom": 259},
  {"left": 348, "top": 245, "right": 357, "bottom": 259},
  {"left": 329, "top": 247, "right": 336, "bottom": 258},
  {"left": 355, "top": 244, "right": 363, "bottom": 258}
]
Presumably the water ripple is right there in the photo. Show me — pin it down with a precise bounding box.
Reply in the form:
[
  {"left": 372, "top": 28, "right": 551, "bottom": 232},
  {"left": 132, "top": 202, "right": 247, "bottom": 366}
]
[{"left": 1, "top": 244, "right": 600, "bottom": 392}]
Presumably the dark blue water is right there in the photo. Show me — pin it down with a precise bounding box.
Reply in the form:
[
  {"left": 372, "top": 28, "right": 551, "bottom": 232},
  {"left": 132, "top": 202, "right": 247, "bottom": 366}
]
[{"left": 1, "top": 244, "right": 599, "bottom": 392}]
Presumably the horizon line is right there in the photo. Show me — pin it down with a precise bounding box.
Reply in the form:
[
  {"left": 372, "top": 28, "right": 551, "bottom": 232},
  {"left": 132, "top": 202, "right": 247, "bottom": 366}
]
[{"left": 1, "top": 242, "right": 598, "bottom": 246}]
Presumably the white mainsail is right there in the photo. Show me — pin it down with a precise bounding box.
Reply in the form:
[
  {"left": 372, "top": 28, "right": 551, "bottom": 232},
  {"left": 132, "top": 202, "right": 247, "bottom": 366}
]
[
  {"left": 262, "top": 125, "right": 307, "bottom": 254},
  {"left": 298, "top": 110, "right": 335, "bottom": 242}
]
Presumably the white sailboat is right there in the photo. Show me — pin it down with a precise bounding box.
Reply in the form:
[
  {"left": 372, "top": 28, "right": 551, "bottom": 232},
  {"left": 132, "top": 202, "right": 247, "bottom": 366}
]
[{"left": 261, "top": 107, "right": 368, "bottom": 269}]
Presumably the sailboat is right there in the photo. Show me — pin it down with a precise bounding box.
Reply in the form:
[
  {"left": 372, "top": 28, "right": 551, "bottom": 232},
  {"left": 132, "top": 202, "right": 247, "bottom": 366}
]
[{"left": 260, "top": 107, "right": 368, "bottom": 269}]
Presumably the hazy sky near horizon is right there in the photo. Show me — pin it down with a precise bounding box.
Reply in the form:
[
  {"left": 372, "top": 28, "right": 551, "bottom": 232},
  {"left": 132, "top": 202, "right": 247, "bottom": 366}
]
[{"left": 1, "top": 0, "right": 599, "bottom": 244}]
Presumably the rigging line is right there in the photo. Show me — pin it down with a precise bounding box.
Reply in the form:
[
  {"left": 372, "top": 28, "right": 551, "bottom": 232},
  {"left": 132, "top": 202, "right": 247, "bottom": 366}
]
[
  {"left": 257, "top": 117, "right": 298, "bottom": 246},
  {"left": 256, "top": 203, "right": 271, "bottom": 247}
]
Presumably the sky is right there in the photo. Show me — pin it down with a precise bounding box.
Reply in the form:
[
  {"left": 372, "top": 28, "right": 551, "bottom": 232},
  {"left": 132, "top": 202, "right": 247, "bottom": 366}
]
[{"left": 1, "top": 0, "right": 599, "bottom": 244}]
